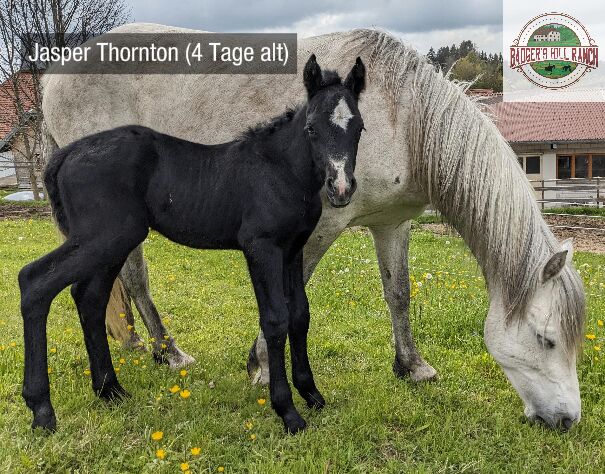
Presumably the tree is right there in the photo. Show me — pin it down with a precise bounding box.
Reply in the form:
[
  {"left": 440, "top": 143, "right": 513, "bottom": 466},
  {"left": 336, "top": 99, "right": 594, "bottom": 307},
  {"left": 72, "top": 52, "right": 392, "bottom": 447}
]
[{"left": 0, "top": 0, "right": 130, "bottom": 198}]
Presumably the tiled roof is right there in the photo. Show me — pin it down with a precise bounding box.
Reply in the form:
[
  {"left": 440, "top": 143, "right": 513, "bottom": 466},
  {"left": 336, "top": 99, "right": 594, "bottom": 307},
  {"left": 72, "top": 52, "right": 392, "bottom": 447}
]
[
  {"left": 0, "top": 72, "right": 37, "bottom": 140},
  {"left": 489, "top": 100, "right": 605, "bottom": 142}
]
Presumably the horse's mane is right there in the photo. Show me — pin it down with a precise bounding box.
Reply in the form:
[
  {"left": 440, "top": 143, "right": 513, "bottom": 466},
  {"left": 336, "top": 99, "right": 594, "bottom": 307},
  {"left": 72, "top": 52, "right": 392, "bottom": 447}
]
[
  {"left": 239, "top": 69, "right": 342, "bottom": 142},
  {"left": 345, "top": 29, "right": 585, "bottom": 350}
]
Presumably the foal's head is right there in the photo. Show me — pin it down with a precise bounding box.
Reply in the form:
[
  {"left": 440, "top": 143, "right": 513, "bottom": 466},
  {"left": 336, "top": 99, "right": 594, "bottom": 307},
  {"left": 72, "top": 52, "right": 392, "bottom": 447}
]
[{"left": 303, "top": 54, "right": 366, "bottom": 207}]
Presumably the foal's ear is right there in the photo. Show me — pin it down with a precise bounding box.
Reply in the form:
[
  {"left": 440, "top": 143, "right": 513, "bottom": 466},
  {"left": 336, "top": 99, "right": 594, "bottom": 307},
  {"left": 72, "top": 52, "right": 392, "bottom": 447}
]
[
  {"left": 303, "top": 54, "right": 323, "bottom": 98},
  {"left": 344, "top": 57, "right": 366, "bottom": 99}
]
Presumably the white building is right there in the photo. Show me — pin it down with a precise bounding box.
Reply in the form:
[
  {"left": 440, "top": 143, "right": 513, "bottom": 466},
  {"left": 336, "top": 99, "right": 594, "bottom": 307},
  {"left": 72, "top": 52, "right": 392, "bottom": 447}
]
[{"left": 533, "top": 29, "right": 561, "bottom": 42}]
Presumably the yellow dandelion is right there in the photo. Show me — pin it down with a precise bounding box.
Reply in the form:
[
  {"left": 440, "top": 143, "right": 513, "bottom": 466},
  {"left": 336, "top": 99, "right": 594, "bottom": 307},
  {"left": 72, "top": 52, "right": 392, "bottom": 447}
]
[
  {"left": 164, "top": 335, "right": 170, "bottom": 340},
  {"left": 133, "top": 359, "right": 140, "bottom": 365},
  {"left": 218, "top": 467, "right": 225, "bottom": 473},
  {"left": 598, "top": 320, "right": 604, "bottom": 327},
  {"left": 155, "top": 448, "right": 166, "bottom": 459},
  {"left": 257, "top": 398, "right": 266, "bottom": 406},
  {"left": 150, "top": 337, "right": 156, "bottom": 343},
  {"left": 47, "top": 367, "right": 53, "bottom": 374},
  {"left": 0, "top": 345, "right": 5, "bottom": 351},
  {"left": 168, "top": 275, "right": 176, "bottom": 282},
  {"left": 244, "top": 421, "right": 253, "bottom": 430},
  {"left": 161, "top": 343, "right": 167, "bottom": 349},
  {"left": 191, "top": 447, "right": 201, "bottom": 456},
  {"left": 170, "top": 385, "right": 180, "bottom": 394},
  {"left": 180, "top": 389, "right": 191, "bottom": 399},
  {"left": 180, "top": 462, "right": 189, "bottom": 471},
  {"left": 595, "top": 346, "right": 601, "bottom": 351},
  {"left": 50, "top": 347, "right": 57, "bottom": 353},
  {"left": 9, "top": 342, "right": 16, "bottom": 347},
  {"left": 185, "top": 471, "right": 191, "bottom": 474},
  {"left": 151, "top": 431, "right": 164, "bottom": 441},
  {"left": 83, "top": 369, "right": 91, "bottom": 376},
  {"left": 250, "top": 434, "right": 257, "bottom": 440},
  {"left": 180, "top": 369, "right": 188, "bottom": 377},
  {"left": 586, "top": 334, "right": 596, "bottom": 340},
  {"left": 115, "top": 367, "right": 120, "bottom": 373},
  {"left": 119, "top": 312, "right": 126, "bottom": 319},
  {"left": 127, "top": 324, "right": 133, "bottom": 331},
  {"left": 119, "top": 358, "right": 126, "bottom": 364}
]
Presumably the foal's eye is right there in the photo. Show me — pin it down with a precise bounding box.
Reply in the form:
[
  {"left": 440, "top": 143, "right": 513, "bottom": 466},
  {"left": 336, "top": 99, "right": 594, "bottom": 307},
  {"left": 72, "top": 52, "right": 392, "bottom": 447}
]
[
  {"left": 536, "top": 333, "right": 555, "bottom": 349},
  {"left": 306, "top": 125, "right": 317, "bottom": 136}
]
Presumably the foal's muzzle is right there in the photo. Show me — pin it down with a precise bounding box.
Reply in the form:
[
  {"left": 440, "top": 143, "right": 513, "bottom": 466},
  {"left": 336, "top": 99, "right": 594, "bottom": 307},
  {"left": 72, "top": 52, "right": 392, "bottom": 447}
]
[{"left": 326, "top": 176, "right": 357, "bottom": 208}]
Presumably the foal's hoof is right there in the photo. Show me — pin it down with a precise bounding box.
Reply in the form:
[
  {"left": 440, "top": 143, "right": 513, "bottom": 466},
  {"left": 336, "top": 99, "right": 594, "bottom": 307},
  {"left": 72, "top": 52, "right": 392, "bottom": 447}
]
[
  {"left": 304, "top": 390, "right": 326, "bottom": 410},
  {"left": 393, "top": 357, "right": 438, "bottom": 382},
  {"left": 31, "top": 405, "right": 57, "bottom": 432},
  {"left": 283, "top": 412, "right": 307, "bottom": 434},
  {"left": 97, "top": 382, "right": 130, "bottom": 402}
]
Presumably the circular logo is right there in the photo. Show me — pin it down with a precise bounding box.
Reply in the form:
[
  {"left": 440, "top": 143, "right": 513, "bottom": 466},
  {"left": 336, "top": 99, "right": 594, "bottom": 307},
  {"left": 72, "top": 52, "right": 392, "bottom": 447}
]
[{"left": 510, "top": 12, "right": 598, "bottom": 89}]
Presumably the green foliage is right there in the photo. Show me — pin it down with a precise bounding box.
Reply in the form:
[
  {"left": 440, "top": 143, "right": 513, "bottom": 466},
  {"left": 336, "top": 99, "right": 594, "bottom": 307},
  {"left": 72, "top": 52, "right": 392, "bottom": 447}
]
[
  {"left": 544, "top": 206, "right": 605, "bottom": 216},
  {"left": 429, "top": 40, "right": 503, "bottom": 92},
  {"left": 1, "top": 219, "right": 604, "bottom": 472}
]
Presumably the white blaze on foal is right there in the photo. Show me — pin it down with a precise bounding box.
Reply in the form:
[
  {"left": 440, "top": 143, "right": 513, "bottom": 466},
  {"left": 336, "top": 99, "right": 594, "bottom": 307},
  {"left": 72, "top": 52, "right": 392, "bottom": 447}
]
[{"left": 330, "top": 97, "right": 353, "bottom": 130}]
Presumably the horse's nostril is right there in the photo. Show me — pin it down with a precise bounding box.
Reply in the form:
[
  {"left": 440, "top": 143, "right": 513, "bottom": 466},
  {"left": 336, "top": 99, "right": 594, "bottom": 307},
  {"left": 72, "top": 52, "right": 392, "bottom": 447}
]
[{"left": 560, "top": 417, "right": 574, "bottom": 431}]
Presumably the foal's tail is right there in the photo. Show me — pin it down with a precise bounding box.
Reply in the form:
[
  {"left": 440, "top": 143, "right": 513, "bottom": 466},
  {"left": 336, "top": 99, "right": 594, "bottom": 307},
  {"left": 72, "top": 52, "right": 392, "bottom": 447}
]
[{"left": 43, "top": 145, "right": 70, "bottom": 235}]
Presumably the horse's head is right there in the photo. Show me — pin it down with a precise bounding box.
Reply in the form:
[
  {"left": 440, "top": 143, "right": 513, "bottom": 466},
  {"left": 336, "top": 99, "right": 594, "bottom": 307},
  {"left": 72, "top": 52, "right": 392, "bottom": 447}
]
[
  {"left": 303, "top": 54, "right": 366, "bottom": 208},
  {"left": 484, "top": 239, "right": 585, "bottom": 430}
]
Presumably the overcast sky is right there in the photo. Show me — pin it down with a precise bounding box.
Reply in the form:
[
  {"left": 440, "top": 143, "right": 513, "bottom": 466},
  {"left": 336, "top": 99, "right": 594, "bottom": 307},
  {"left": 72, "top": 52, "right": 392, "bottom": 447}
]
[{"left": 125, "top": 0, "right": 503, "bottom": 54}]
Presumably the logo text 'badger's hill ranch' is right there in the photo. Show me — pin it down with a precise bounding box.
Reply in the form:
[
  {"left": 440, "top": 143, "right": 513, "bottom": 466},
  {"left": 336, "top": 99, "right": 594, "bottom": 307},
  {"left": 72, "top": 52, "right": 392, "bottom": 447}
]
[{"left": 510, "top": 13, "right": 598, "bottom": 89}]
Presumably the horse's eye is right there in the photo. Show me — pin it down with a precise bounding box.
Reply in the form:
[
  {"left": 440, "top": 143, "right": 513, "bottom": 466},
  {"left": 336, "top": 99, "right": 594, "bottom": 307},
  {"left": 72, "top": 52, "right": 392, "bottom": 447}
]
[
  {"left": 306, "top": 125, "right": 316, "bottom": 136},
  {"left": 536, "top": 333, "right": 555, "bottom": 349}
]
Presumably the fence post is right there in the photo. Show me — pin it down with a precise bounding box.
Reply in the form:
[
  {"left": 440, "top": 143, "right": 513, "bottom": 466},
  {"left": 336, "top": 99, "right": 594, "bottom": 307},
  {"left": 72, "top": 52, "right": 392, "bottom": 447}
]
[
  {"left": 598, "top": 177, "right": 601, "bottom": 209},
  {"left": 541, "top": 179, "right": 545, "bottom": 211}
]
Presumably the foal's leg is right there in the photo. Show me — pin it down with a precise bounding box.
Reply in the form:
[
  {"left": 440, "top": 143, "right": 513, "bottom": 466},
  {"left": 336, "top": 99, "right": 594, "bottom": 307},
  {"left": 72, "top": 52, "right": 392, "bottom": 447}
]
[
  {"left": 248, "top": 225, "right": 344, "bottom": 384},
  {"left": 285, "top": 252, "right": 325, "bottom": 409},
  {"left": 119, "top": 245, "right": 195, "bottom": 368},
  {"left": 244, "top": 240, "right": 305, "bottom": 434},
  {"left": 72, "top": 266, "right": 130, "bottom": 401},
  {"left": 19, "top": 242, "right": 81, "bottom": 430},
  {"left": 369, "top": 222, "right": 437, "bottom": 381}
]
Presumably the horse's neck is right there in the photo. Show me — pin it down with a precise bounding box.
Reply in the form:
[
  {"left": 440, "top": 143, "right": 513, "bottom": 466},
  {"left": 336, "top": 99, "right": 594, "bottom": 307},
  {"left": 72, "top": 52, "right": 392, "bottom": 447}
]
[{"left": 260, "top": 110, "right": 321, "bottom": 190}]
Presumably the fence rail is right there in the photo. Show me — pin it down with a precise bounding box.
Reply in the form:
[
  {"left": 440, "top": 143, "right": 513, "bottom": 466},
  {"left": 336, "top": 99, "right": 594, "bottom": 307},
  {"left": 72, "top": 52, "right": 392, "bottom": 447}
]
[{"left": 528, "top": 177, "right": 605, "bottom": 208}]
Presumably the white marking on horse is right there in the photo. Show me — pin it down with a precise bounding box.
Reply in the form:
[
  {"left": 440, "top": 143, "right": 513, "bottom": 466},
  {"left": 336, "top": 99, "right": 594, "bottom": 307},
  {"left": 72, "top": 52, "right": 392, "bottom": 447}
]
[
  {"left": 331, "top": 158, "right": 348, "bottom": 194},
  {"left": 330, "top": 97, "right": 353, "bottom": 131}
]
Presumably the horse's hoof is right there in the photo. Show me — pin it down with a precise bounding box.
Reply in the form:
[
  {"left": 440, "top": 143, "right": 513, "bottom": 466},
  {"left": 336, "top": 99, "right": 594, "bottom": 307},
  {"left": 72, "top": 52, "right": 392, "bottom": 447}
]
[
  {"left": 153, "top": 345, "right": 196, "bottom": 369},
  {"left": 304, "top": 390, "right": 326, "bottom": 410},
  {"left": 247, "top": 339, "right": 270, "bottom": 386},
  {"left": 31, "top": 405, "right": 57, "bottom": 432},
  {"left": 283, "top": 412, "right": 307, "bottom": 434},
  {"left": 393, "top": 357, "right": 438, "bottom": 382},
  {"left": 97, "top": 382, "right": 130, "bottom": 402}
]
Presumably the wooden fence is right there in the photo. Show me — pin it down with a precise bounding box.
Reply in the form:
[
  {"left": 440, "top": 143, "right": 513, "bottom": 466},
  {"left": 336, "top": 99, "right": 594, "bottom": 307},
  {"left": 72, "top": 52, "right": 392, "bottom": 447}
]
[{"left": 529, "top": 178, "right": 605, "bottom": 209}]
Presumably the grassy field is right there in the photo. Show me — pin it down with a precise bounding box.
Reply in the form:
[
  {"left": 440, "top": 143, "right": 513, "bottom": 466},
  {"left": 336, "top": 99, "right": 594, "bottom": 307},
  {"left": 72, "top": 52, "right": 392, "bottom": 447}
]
[{"left": 1, "top": 219, "right": 604, "bottom": 473}]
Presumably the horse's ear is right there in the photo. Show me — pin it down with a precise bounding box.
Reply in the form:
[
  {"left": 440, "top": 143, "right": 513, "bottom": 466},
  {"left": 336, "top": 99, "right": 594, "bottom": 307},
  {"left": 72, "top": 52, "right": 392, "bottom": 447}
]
[
  {"left": 542, "top": 239, "right": 574, "bottom": 282},
  {"left": 303, "top": 54, "right": 322, "bottom": 98},
  {"left": 344, "top": 57, "right": 366, "bottom": 99}
]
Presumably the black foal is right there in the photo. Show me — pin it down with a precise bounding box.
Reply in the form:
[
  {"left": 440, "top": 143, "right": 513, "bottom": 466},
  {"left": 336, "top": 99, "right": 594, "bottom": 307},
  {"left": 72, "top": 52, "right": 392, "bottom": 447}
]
[{"left": 19, "top": 54, "right": 366, "bottom": 433}]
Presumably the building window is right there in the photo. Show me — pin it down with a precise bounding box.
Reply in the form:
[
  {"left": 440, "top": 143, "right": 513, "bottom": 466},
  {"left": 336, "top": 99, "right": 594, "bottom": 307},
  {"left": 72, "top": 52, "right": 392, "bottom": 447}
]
[
  {"left": 518, "top": 155, "right": 541, "bottom": 175},
  {"left": 525, "top": 156, "right": 541, "bottom": 174},
  {"left": 557, "top": 154, "right": 605, "bottom": 179}
]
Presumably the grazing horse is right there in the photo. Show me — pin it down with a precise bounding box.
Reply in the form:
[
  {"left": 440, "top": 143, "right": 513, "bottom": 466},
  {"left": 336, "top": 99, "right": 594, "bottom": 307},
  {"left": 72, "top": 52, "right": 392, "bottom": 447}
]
[
  {"left": 41, "top": 26, "right": 586, "bottom": 430},
  {"left": 562, "top": 65, "right": 573, "bottom": 72},
  {"left": 20, "top": 55, "right": 366, "bottom": 433},
  {"left": 544, "top": 63, "right": 556, "bottom": 74}
]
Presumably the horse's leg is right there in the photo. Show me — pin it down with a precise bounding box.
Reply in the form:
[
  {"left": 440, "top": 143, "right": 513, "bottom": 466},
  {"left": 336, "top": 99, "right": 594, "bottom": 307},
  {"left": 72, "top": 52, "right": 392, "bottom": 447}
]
[
  {"left": 244, "top": 239, "right": 305, "bottom": 434},
  {"left": 247, "top": 224, "right": 343, "bottom": 385},
  {"left": 285, "top": 251, "right": 325, "bottom": 409},
  {"left": 19, "top": 241, "right": 82, "bottom": 431},
  {"left": 369, "top": 222, "right": 437, "bottom": 381},
  {"left": 119, "top": 245, "right": 195, "bottom": 368},
  {"left": 72, "top": 266, "right": 130, "bottom": 401}
]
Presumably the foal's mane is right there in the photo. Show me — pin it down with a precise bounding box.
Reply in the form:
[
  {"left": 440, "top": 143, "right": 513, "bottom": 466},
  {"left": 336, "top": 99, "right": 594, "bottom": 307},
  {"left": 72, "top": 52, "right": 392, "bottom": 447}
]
[
  {"left": 345, "top": 29, "right": 585, "bottom": 350},
  {"left": 239, "top": 69, "right": 343, "bottom": 142}
]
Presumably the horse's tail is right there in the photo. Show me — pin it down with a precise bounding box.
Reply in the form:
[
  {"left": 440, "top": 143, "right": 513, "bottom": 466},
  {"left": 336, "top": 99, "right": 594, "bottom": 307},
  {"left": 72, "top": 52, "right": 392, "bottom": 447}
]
[{"left": 43, "top": 142, "right": 70, "bottom": 235}]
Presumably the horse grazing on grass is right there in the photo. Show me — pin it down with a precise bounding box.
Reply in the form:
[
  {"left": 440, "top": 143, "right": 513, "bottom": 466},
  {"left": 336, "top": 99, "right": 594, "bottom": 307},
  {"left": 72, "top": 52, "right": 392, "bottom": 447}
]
[
  {"left": 42, "top": 26, "right": 586, "bottom": 430},
  {"left": 20, "top": 54, "right": 366, "bottom": 433}
]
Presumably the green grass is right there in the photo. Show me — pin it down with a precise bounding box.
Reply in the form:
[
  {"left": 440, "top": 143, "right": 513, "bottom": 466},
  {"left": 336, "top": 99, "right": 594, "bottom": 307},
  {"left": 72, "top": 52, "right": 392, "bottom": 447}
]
[
  {"left": 544, "top": 206, "right": 605, "bottom": 217},
  {"left": 1, "top": 219, "right": 604, "bottom": 473}
]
